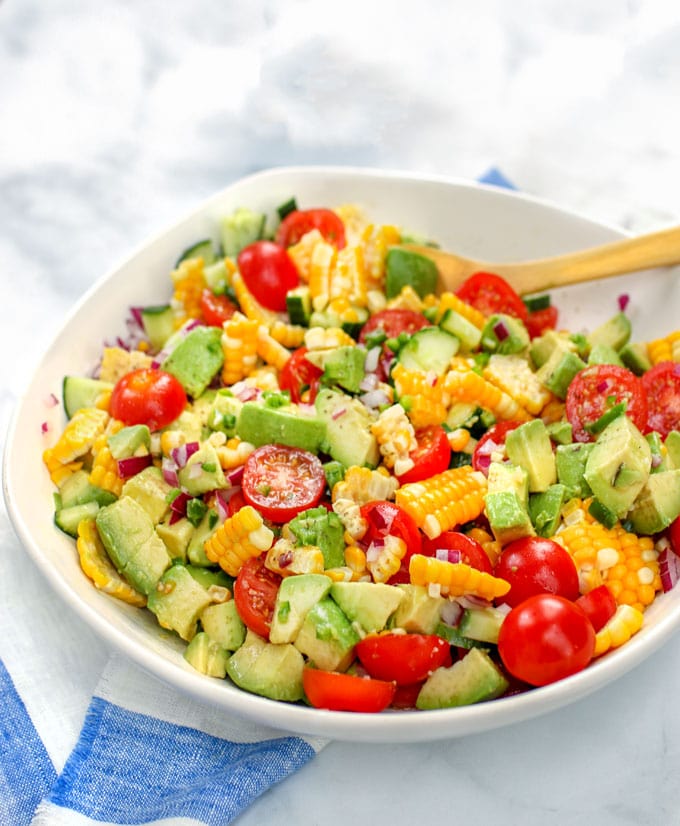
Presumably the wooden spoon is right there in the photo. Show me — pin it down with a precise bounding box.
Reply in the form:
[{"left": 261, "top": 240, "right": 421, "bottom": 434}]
[{"left": 401, "top": 223, "right": 680, "bottom": 295}]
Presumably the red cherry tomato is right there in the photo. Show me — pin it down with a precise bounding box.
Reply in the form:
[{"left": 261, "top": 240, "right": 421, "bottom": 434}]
[
  {"left": 641, "top": 361, "right": 680, "bottom": 439},
  {"left": 278, "top": 347, "right": 323, "bottom": 404},
  {"left": 302, "top": 668, "right": 395, "bottom": 712},
  {"left": 526, "top": 305, "right": 559, "bottom": 339},
  {"left": 242, "top": 444, "right": 325, "bottom": 523},
  {"left": 226, "top": 488, "right": 247, "bottom": 517},
  {"left": 199, "top": 289, "right": 238, "bottom": 326},
  {"left": 358, "top": 309, "right": 431, "bottom": 381},
  {"left": 396, "top": 426, "right": 451, "bottom": 484},
  {"left": 565, "top": 364, "right": 648, "bottom": 443},
  {"left": 498, "top": 594, "right": 595, "bottom": 686},
  {"left": 472, "top": 420, "right": 523, "bottom": 475},
  {"left": 494, "top": 536, "right": 580, "bottom": 608},
  {"left": 456, "top": 272, "right": 529, "bottom": 322},
  {"left": 576, "top": 585, "right": 617, "bottom": 632},
  {"left": 237, "top": 241, "right": 300, "bottom": 312},
  {"left": 109, "top": 368, "right": 187, "bottom": 431},
  {"left": 422, "top": 531, "right": 493, "bottom": 574},
  {"left": 360, "top": 501, "right": 423, "bottom": 584},
  {"left": 390, "top": 681, "right": 424, "bottom": 709},
  {"left": 355, "top": 633, "right": 452, "bottom": 685},
  {"left": 233, "top": 556, "right": 282, "bottom": 639},
  {"left": 276, "top": 208, "right": 346, "bottom": 249},
  {"left": 669, "top": 515, "right": 680, "bottom": 557}
]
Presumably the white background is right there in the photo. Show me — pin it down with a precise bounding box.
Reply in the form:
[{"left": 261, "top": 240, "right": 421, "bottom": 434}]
[{"left": 3, "top": 2, "right": 680, "bottom": 824}]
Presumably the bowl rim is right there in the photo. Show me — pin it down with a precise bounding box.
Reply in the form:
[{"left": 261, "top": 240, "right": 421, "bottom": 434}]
[{"left": 5, "top": 164, "right": 680, "bottom": 743}]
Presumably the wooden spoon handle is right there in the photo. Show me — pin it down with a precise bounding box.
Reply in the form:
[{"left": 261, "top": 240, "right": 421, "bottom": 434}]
[{"left": 491, "top": 223, "right": 680, "bottom": 295}]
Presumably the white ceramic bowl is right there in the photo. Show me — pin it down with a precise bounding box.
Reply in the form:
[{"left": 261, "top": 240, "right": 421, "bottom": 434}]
[{"left": 5, "top": 166, "right": 680, "bottom": 743}]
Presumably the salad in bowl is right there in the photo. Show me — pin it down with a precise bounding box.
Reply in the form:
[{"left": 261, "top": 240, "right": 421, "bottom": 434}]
[{"left": 7, "top": 167, "right": 680, "bottom": 741}]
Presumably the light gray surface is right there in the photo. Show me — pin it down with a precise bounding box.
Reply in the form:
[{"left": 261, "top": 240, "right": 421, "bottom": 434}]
[{"left": 3, "top": 3, "right": 680, "bottom": 824}]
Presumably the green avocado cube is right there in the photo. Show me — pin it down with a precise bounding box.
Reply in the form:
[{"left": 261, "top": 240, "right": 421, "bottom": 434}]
[
  {"left": 226, "top": 630, "right": 305, "bottom": 702},
  {"left": 391, "top": 584, "right": 445, "bottom": 634},
  {"left": 161, "top": 326, "right": 224, "bottom": 398},
  {"left": 485, "top": 490, "right": 535, "bottom": 545},
  {"left": 269, "top": 573, "right": 333, "bottom": 644},
  {"left": 236, "top": 402, "right": 326, "bottom": 453},
  {"left": 200, "top": 600, "right": 246, "bottom": 651},
  {"left": 107, "top": 425, "right": 151, "bottom": 460},
  {"left": 177, "top": 442, "right": 227, "bottom": 496},
  {"left": 288, "top": 507, "right": 345, "bottom": 569},
  {"left": 121, "top": 466, "right": 173, "bottom": 525},
  {"left": 628, "top": 469, "right": 680, "bottom": 535},
  {"left": 416, "top": 647, "right": 508, "bottom": 710},
  {"left": 147, "top": 565, "right": 214, "bottom": 641},
  {"left": 184, "top": 632, "right": 230, "bottom": 678},
  {"left": 330, "top": 581, "right": 405, "bottom": 634},
  {"left": 505, "top": 419, "right": 556, "bottom": 493},
  {"left": 293, "top": 597, "right": 359, "bottom": 672}
]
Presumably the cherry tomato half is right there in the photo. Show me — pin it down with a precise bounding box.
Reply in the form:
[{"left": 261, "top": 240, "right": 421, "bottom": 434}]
[
  {"left": 109, "top": 368, "right": 187, "bottom": 431},
  {"left": 422, "top": 531, "right": 493, "bottom": 574},
  {"left": 498, "top": 594, "right": 595, "bottom": 687},
  {"left": 233, "top": 556, "right": 282, "bottom": 639},
  {"left": 493, "top": 536, "right": 580, "bottom": 608},
  {"left": 279, "top": 347, "right": 323, "bottom": 404},
  {"left": 565, "top": 363, "right": 648, "bottom": 443},
  {"left": 303, "top": 667, "right": 395, "bottom": 712},
  {"left": 526, "top": 305, "right": 558, "bottom": 339},
  {"left": 355, "top": 633, "right": 452, "bottom": 685},
  {"left": 199, "top": 289, "right": 238, "bottom": 326},
  {"left": 472, "top": 420, "right": 523, "bottom": 475},
  {"left": 669, "top": 515, "right": 680, "bottom": 558},
  {"left": 641, "top": 361, "right": 680, "bottom": 439},
  {"left": 237, "top": 240, "right": 300, "bottom": 312},
  {"left": 242, "top": 444, "right": 325, "bottom": 523},
  {"left": 226, "top": 488, "right": 247, "bottom": 518},
  {"left": 360, "top": 501, "right": 423, "bottom": 584},
  {"left": 456, "top": 272, "right": 529, "bottom": 322},
  {"left": 396, "top": 426, "right": 451, "bottom": 485},
  {"left": 276, "top": 208, "right": 346, "bottom": 249},
  {"left": 576, "top": 585, "right": 617, "bottom": 632}
]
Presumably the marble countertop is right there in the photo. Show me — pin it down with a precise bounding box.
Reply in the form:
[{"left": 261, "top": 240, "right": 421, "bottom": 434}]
[{"left": 3, "top": 2, "right": 680, "bottom": 824}]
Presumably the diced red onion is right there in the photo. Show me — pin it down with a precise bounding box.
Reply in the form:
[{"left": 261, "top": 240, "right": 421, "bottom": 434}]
[
  {"left": 170, "top": 491, "right": 191, "bottom": 515},
  {"left": 214, "top": 491, "right": 230, "bottom": 522},
  {"left": 435, "top": 548, "right": 463, "bottom": 564},
  {"left": 331, "top": 407, "right": 347, "bottom": 420},
  {"left": 129, "top": 306, "right": 145, "bottom": 329},
  {"left": 651, "top": 453, "right": 663, "bottom": 468},
  {"left": 44, "top": 393, "right": 59, "bottom": 408},
  {"left": 617, "top": 293, "right": 630, "bottom": 312},
  {"left": 366, "top": 541, "right": 384, "bottom": 563},
  {"left": 659, "top": 546, "right": 680, "bottom": 593},
  {"left": 596, "top": 380, "right": 609, "bottom": 393},
  {"left": 41, "top": 421, "right": 49, "bottom": 434},
  {"left": 171, "top": 441, "right": 199, "bottom": 469},
  {"left": 427, "top": 371, "right": 438, "bottom": 387},
  {"left": 117, "top": 454, "right": 152, "bottom": 479},
  {"left": 227, "top": 465, "right": 245, "bottom": 485},
  {"left": 457, "top": 594, "right": 492, "bottom": 610},
  {"left": 231, "top": 382, "right": 261, "bottom": 403},
  {"left": 364, "top": 346, "right": 381, "bottom": 374},
  {"left": 161, "top": 456, "right": 180, "bottom": 487},
  {"left": 187, "top": 462, "right": 204, "bottom": 480},
  {"left": 493, "top": 319, "right": 510, "bottom": 341},
  {"left": 440, "top": 600, "right": 463, "bottom": 627},
  {"left": 359, "top": 373, "right": 379, "bottom": 392},
  {"left": 298, "top": 403, "right": 316, "bottom": 415},
  {"left": 359, "top": 389, "right": 390, "bottom": 410}
]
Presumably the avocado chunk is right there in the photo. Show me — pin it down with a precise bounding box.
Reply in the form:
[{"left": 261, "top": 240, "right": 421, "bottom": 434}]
[
  {"left": 628, "top": 469, "right": 680, "bottom": 534},
  {"left": 107, "top": 424, "right": 151, "bottom": 460},
  {"left": 200, "top": 600, "right": 246, "bottom": 651},
  {"left": 293, "top": 597, "right": 360, "bottom": 671},
  {"left": 236, "top": 401, "right": 326, "bottom": 453},
  {"left": 619, "top": 342, "right": 653, "bottom": 376},
  {"left": 315, "top": 388, "right": 380, "bottom": 469},
  {"left": 156, "top": 517, "right": 195, "bottom": 562},
  {"left": 528, "top": 484, "right": 567, "bottom": 538},
  {"left": 161, "top": 326, "right": 224, "bottom": 398},
  {"left": 329, "top": 581, "right": 404, "bottom": 634},
  {"left": 269, "top": 573, "right": 333, "bottom": 644},
  {"left": 487, "top": 461, "right": 529, "bottom": 505},
  {"left": 536, "top": 348, "right": 587, "bottom": 400},
  {"left": 480, "top": 314, "right": 530, "bottom": 355},
  {"left": 184, "top": 631, "right": 230, "bottom": 678},
  {"left": 95, "top": 496, "right": 171, "bottom": 595},
  {"left": 187, "top": 508, "right": 220, "bottom": 566},
  {"left": 485, "top": 490, "right": 535, "bottom": 545},
  {"left": 227, "top": 629, "right": 305, "bottom": 702},
  {"left": 177, "top": 442, "right": 227, "bottom": 496},
  {"left": 416, "top": 647, "right": 509, "bottom": 709},
  {"left": 385, "top": 247, "right": 439, "bottom": 299},
  {"left": 587, "top": 343, "right": 624, "bottom": 367},
  {"left": 664, "top": 431, "right": 680, "bottom": 470},
  {"left": 147, "top": 564, "right": 214, "bottom": 641},
  {"left": 529, "top": 329, "right": 576, "bottom": 370},
  {"left": 646, "top": 432, "right": 668, "bottom": 474},
  {"left": 207, "top": 391, "right": 242, "bottom": 437},
  {"left": 121, "top": 466, "right": 173, "bottom": 525},
  {"left": 391, "top": 584, "right": 445, "bottom": 633},
  {"left": 584, "top": 415, "right": 652, "bottom": 518},
  {"left": 546, "top": 420, "right": 573, "bottom": 446},
  {"left": 587, "top": 311, "right": 631, "bottom": 352},
  {"left": 556, "top": 442, "right": 593, "bottom": 500},
  {"left": 309, "top": 345, "right": 366, "bottom": 394},
  {"left": 505, "top": 419, "right": 556, "bottom": 493},
  {"left": 457, "top": 606, "right": 507, "bottom": 644},
  {"left": 288, "top": 507, "right": 345, "bottom": 569}
]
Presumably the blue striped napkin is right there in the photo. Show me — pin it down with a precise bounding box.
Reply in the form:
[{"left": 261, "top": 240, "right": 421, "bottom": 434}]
[{"left": 2, "top": 167, "right": 514, "bottom": 826}]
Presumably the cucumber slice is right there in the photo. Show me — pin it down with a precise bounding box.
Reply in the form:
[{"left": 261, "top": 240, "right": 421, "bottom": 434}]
[
  {"left": 439, "top": 308, "right": 482, "bottom": 352},
  {"left": 140, "top": 305, "right": 175, "bottom": 351},
  {"left": 62, "top": 376, "right": 114, "bottom": 419},
  {"left": 176, "top": 239, "right": 216, "bottom": 266},
  {"left": 58, "top": 469, "right": 117, "bottom": 509},
  {"left": 397, "top": 327, "right": 459, "bottom": 375},
  {"left": 277, "top": 197, "right": 298, "bottom": 221},
  {"left": 54, "top": 501, "right": 101, "bottom": 537},
  {"left": 219, "top": 208, "right": 266, "bottom": 257},
  {"left": 286, "top": 286, "right": 312, "bottom": 325}
]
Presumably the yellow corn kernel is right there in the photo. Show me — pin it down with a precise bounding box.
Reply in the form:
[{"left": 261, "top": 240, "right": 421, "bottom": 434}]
[
  {"left": 593, "top": 604, "right": 644, "bottom": 657},
  {"left": 89, "top": 448, "right": 125, "bottom": 496},
  {"left": 367, "top": 534, "right": 407, "bottom": 583},
  {"left": 332, "top": 467, "right": 399, "bottom": 539},
  {"left": 214, "top": 437, "right": 255, "bottom": 471},
  {"left": 444, "top": 359, "right": 532, "bottom": 422},
  {"left": 483, "top": 354, "right": 553, "bottom": 416},
  {"left": 391, "top": 363, "right": 450, "bottom": 428},
  {"left": 409, "top": 554, "right": 511, "bottom": 601},
  {"left": 171, "top": 257, "right": 207, "bottom": 327},
  {"left": 160, "top": 428, "right": 187, "bottom": 457},
  {"left": 466, "top": 527, "right": 502, "bottom": 567},
  {"left": 204, "top": 506, "right": 274, "bottom": 576},
  {"left": 386, "top": 285, "right": 424, "bottom": 312},
  {"left": 308, "top": 239, "right": 337, "bottom": 306},
  {"left": 286, "top": 228, "right": 325, "bottom": 283},
  {"left": 395, "top": 465, "right": 487, "bottom": 539},
  {"left": 433, "top": 292, "right": 487, "bottom": 329},
  {"left": 76, "top": 518, "right": 146, "bottom": 606},
  {"left": 221, "top": 314, "right": 259, "bottom": 385},
  {"left": 330, "top": 244, "right": 367, "bottom": 307},
  {"left": 304, "top": 326, "right": 356, "bottom": 350},
  {"left": 647, "top": 333, "right": 680, "bottom": 365},
  {"left": 230, "top": 269, "right": 276, "bottom": 325},
  {"left": 361, "top": 224, "right": 401, "bottom": 291},
  {"left": 370, "top": 404, "right": 417, "bottom": 476},
  {"left": 264, "top": 539, "right": 325, "bottom": 577},
  {"left": 447, "top": 428, "right": 471, "bottom": 452},
  {"left": 540, "top": 397, "right": 566, "bottom": 425},
  {"left": 43, "top": 407, "right": 110, "bottom": 470},
  {"left": 268, "top": 319, "right": 306, "bottom": 349},
  {"left": 256, "top": 325, "right": 291, "bottom": 372},
  {"left": 99, "top": 347, "right": 153, "bottom": 384}
]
